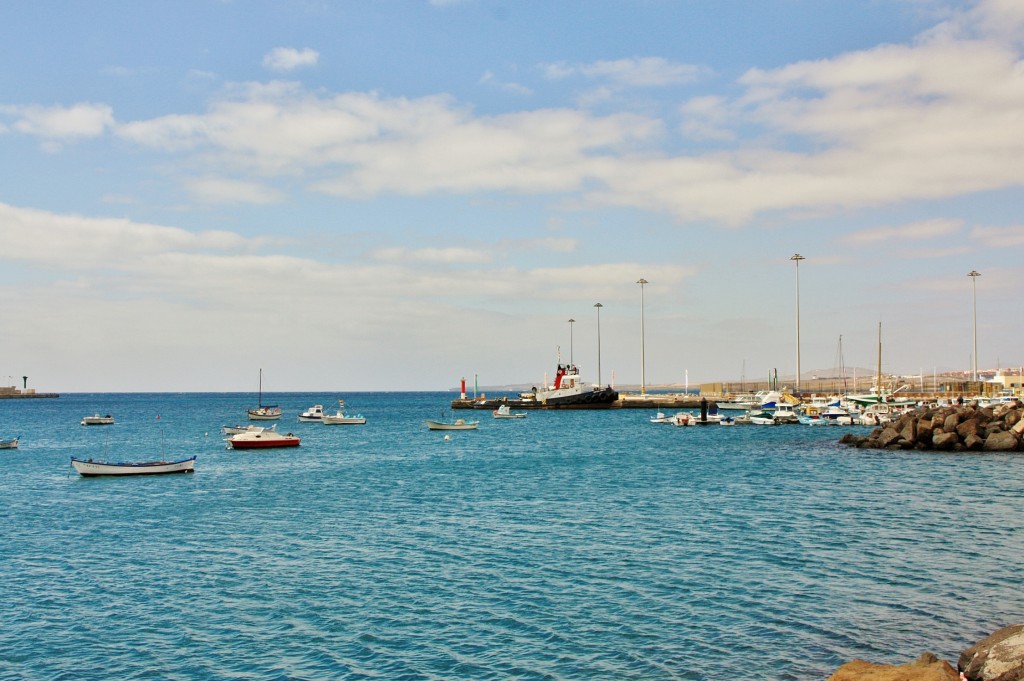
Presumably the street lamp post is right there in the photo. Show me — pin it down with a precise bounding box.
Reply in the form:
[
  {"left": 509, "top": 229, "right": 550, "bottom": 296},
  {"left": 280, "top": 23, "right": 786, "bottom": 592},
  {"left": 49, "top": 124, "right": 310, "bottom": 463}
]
[
  {"left": 594, "top": 303, "right": 603, "bottom": 386},
  {"left": 568, "top": 318, "right": 576, "bottom": 365},
  {"left": 637, "top": 278, "right": 648, "bottom": 395},
  {"left": 790, "top": 254, "right": 805, "bottom": 395},
  {"left": 968, "top": 270, "right": 981, "bottom": 382}
]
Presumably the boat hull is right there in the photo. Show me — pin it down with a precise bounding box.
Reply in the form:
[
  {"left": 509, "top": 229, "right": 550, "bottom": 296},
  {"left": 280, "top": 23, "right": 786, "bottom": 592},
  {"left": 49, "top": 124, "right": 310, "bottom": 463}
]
[
  {"left": 0, "top": 438, "right": 19, "bottom": 449},
  {"left": 425, "top": 420, "right": 479, "bottom": 430},
  {"left": 322, "top": 416, "right": 366, "bottom": 425},
  {"left": 81, "top": 417, "right": 114, "bottom": 426},
  {"left": 247, "top": 409, "right": 281, "bottom": 421},
  {"left": 71, "top": 456, "right": 196, "bottom": 476}
]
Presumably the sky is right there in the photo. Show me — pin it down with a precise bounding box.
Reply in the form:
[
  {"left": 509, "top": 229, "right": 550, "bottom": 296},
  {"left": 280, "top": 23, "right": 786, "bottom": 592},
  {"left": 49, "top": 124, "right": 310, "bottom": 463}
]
[{"left": 2, "top": 0, "right": 1023, "bottom": 392}]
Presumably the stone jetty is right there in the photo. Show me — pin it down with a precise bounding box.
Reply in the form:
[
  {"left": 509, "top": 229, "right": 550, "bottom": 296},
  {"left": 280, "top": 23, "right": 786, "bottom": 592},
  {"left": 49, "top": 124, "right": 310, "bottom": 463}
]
[{"left": 839, "top": 400, "right": 1024, "bottom": 452}]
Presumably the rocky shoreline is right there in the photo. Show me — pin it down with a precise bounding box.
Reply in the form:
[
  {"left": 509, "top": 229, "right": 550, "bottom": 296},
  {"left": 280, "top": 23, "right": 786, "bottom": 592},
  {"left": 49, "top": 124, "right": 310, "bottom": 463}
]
[
  {"left": 829, "top": 624, "right": 1024, "bottom": 680},
  {"left": 839, "top": 400, "right": 1024, "bottom": 452}
]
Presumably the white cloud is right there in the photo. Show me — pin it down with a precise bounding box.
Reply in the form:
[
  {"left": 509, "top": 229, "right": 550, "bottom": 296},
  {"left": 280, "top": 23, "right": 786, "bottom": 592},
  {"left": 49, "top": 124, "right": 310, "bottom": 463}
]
[
  {"left": 262, "top": 47, "right": 319, "bottom": 72},
  {"left": 370, "top": 246, "right": 493, "bottom": 264},
  {"left": 971, "top": 224, "right": 1024, "bottom": 246},
  {"left": 543, "top": 57, "right": 704, "bottom": 87},
  {"left": 3, "top": 102, "right": 114, "bottom": 140},
  {"left": 184, "top": 176, "right": 286, "bottom": 204},
  {"left": 479, "top": 71, "right": 533, "bottom": 96},
  {"left": 840, "top": 218, "right": 965, "bottom": 245}
]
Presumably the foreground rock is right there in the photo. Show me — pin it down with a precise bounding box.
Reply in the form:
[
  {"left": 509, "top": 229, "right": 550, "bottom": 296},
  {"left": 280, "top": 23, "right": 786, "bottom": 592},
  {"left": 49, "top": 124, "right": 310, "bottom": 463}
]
[
  {"left": 960, "top": 625, "right": 1024, "bottom": 681},
  {"left": 829, "top": 624, "right": 1024, "bottom": 680},
  {"left": 828, "top": 652, "right": 956, "bottom": 680},
  {"left": 839, "top": 401, "right": 1024, "bottom": 452}
]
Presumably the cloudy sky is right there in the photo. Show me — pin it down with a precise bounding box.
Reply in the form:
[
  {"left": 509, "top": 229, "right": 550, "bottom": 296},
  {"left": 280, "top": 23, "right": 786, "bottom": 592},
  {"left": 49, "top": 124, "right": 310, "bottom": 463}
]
[{"left": 2, "top": 0, "right": 1022, "bottom": 392}]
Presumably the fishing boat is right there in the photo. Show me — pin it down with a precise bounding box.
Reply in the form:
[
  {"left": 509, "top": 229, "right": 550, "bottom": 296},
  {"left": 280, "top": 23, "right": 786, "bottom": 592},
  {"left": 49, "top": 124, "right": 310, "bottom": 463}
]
[
  {"left": 298, "top": 404, "right": 325, "bottom": 422},
  {"left": 425, "top": 418, "right": 479, "bottom": 431},
  {"left": 518, "top": 361, "right": 618, "bottom": 408},
  {"left": 81, "top": 414, "right": 114, "bottom": 426},
  {"left": 70, "top": 456, "right": 196, "bottom": 477},
  {"left": 226, "top": 430, "right": 301, "bottom": 449},
  {"left": 649, "top": 411, "right": 673, "bottom": 424},
  {"left": 322, "top": 400, "right": 366, "bottom": 425},
  {"left": 0, "top": 436, "right": 20, "bottom": 449},
  {"left": 492, "top": 404, "right": 526, "bottom": 419},
  {"left": 247, "top": 369, "right": 282, "bottom": 420}
]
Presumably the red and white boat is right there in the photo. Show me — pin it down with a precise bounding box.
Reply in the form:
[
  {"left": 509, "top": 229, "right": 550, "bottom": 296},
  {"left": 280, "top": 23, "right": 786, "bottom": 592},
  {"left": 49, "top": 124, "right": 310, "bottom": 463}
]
[{"left": 226, "top": 430, "right": 300, "bottom": 449}]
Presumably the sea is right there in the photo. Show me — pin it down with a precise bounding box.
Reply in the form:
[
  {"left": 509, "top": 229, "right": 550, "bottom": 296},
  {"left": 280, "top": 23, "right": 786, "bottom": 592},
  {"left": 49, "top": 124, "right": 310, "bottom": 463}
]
[{"left": 2, "top": 391, "right": 1022, "bottom": 680}]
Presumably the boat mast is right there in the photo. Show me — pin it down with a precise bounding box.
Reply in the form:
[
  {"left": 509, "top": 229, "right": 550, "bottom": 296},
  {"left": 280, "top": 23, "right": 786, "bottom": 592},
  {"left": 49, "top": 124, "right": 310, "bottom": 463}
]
[{"left": 876, "top": 323, "right": 883, "bottom": 401}]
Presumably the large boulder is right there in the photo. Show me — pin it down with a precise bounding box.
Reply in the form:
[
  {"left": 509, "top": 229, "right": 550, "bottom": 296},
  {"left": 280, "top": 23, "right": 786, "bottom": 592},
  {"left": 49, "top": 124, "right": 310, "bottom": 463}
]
[
  {"left": 959, "top": 624, "right": 1024, "bottom": 680},
  {"left": 829, "top": 652, "right": 957, "bottom": 680},
  {"left": 932, "top": 431, "right": 960, "bottom": 451},
  {"left": 984, "top": 431, "right": 1020, "bottom": 452},
  {"left": 958, "top": 418, "right": 981, "bottom": 440},
  {"left": 878, "top": 427, "right": 903, "bottom": 448}
]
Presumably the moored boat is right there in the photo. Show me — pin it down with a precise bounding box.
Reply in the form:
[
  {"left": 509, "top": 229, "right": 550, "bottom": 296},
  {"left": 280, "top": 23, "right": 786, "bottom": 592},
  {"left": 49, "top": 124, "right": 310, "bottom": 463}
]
[
  {"left": 81, "top": 414, "right": 114, "bottom": 426},
  {"left": 70, "top": 456, "right": 196, "bottom": 477},
  {"left": 322, "top": 399, "right": 366, "bottom": 425},
  {"left": 425, "top": 418, "right": 479, "bottom": 431},
  {"left": 533, "top": 362, "right": 618, "bottom": 406},
  {"left": 247, "top": 369, "right": 281, "bottom": 420},
  {"left": 298, "top": 404, "right": 325, "bottom": 422},
  {"left": 492, "top": 404, "right": 526, "bottom": 419},
  {"left": 227, "top": 430, "right": 301, "bottom": 449},
  {"left": 221, "top": 423, "right": 276, "bottom": 435}
]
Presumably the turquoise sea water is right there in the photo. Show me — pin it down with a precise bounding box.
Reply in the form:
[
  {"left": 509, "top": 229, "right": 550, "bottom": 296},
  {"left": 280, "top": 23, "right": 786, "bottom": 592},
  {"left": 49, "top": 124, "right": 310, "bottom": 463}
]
[{"left": 2, "top": 392, "right": 1022, "bottom": 680}]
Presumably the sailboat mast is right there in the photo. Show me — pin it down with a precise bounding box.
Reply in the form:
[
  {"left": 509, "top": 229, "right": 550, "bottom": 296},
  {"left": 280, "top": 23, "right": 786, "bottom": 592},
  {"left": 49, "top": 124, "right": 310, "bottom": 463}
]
[{"left": 876, "top": 323, "right": 883, "bottom": 398}]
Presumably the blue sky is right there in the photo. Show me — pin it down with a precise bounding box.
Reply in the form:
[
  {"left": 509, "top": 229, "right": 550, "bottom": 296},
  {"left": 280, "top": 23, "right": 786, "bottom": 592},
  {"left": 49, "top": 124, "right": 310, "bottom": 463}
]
[{"left": 2, "top": 0, "right": 1023, "bottom": 392}]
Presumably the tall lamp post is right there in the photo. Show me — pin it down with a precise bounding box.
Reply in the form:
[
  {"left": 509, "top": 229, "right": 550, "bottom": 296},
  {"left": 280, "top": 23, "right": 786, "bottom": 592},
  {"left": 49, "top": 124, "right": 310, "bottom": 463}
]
[
  {"left": 568, "top": 318, "right": 576, "bottom": 365},
  {"left": 790, "top": 254, "right": 805, "bottom": 395},
  {"left": 968, "top": 270, "right": 981, "bottom": 382},
  {"left": 637, "top": 278, "right": 648, "bottom": 395},
  {"left": 594, "top": 303, "right": 603, "bottom": 386}
]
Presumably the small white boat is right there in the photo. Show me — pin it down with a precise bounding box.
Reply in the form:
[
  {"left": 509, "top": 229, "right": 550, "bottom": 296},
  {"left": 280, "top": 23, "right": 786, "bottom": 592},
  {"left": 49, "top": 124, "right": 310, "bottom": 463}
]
[
  {"left": 0, "top": 436, "right": 20, "bottom": 449},
  {"left": 221, "top": 424, "right": 276, "bottom": 435},
  {"left": 772, "top": 404, "right": 800, "bottom": 424},
  {"left": 298, "top": 404, "right": 325, "bottom": 422},
  {"left": 81, "top": 414, "right": 114, "bottom": 426},
  {"left": 492, "top": 404, "right": 526, "bottom": 419},
  {"left": 425, "top": 418, "right": 479, "bottom": 431},
  {"left": 71, "top": 456, "right": 196, "bottom": 477},
  {"left": 322, "top": 400, "right": 366, "bottom": 425},
  {"left": 670, "top": 412, "right": 694, "bottom": 427},
  {"left": 749, "top": 412, "right": 777, "bottom": 425},
  {"left": 649, "top": 411, "right": 673, "bottom": 424}
]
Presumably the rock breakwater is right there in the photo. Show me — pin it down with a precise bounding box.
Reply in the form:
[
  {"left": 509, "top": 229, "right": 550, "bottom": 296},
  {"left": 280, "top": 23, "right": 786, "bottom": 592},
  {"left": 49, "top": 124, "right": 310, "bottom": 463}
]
[{"left": 839, "top": 400, "right": 1024, "bottom": 452}]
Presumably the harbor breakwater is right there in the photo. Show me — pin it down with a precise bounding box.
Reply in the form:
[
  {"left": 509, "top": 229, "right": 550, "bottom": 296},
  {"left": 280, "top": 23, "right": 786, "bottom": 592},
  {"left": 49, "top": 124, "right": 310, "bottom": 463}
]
[{"left": 839, "top": 399, "right": 1024, "bottom": 452}]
